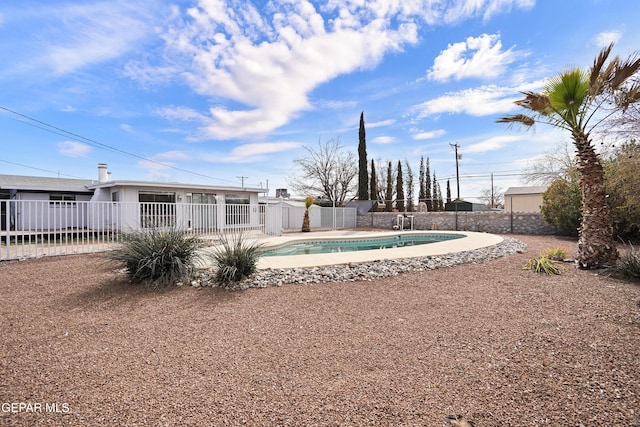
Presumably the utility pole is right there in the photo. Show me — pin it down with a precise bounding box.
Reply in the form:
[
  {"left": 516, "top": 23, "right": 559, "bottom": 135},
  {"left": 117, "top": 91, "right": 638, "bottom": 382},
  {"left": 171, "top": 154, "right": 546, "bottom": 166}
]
[
  {"left": 449, "top": 143, "right": 461, "bottom": 200},
  {"left": 236, "top": 176, "right": 248, "bottom": 188},
  {"left": 491, "top": 173, "right": 494, "bottom": 208}
]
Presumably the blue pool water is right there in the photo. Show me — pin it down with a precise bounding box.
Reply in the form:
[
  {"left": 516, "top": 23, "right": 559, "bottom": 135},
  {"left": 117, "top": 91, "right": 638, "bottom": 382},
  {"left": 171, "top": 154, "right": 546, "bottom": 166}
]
[{"left": 261, "top": 233, "right": 464, "bottom": 257}]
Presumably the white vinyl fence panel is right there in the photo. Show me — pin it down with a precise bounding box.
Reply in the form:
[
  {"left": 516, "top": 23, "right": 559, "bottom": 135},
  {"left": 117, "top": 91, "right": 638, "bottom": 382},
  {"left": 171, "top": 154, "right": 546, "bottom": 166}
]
[{"left": 1, "top": 200, "right": 281, "bottom": 261}]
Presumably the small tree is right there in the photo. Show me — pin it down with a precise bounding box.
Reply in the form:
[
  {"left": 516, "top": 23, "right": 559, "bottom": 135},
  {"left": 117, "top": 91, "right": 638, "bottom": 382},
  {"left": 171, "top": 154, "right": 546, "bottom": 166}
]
[
  {"left": 432, "top": 171, "right": 439, "bottom": 211},
  {"left": 357, "top": 112, "right": 369, "bottom": 200},
  {"left": 369, "top": 159, "right": 378, "bottom": 212},
  {"left": 404, "top": 160, "right": 415, "bottom": 213},
  {"left": 498, "top": 43, "right": 640, "bottom": 268},
  {"left": 385, "top": 161, "right": 394, "bottom": 212},
  {"left": 605, "top": 141, "right": 640, "bottom": 239},
  {"left": 541, "top": 175, "right": 581, "bottom": 235},
  {"left": 301, "top": 196, "right": 314, "bottom": 232},
  {"left": 425, "top": 158, "right": 432, "bottom": 211},
  {"left": 395, "top": 160, "right": 405, "bottom": 212},
  {"left": 290, "top": 138, "right": 357, "bottom": 206},
  {"left": 446, "top": 179, "right": 452, "bottom": 204},
  {"left": 418, "top": 156, "right": 426, "bottom": 204}
]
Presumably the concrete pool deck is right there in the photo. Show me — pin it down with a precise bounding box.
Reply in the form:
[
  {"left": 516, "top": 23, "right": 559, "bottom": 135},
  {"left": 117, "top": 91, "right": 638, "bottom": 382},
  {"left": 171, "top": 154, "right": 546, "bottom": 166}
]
[{"left": 249, "top": 230, "right": 504, "bottom": 269}]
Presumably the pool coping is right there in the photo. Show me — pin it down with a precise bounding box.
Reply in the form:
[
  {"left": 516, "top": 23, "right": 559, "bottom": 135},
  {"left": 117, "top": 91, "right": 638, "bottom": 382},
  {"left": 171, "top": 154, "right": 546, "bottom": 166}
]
[{"left": 249, "top": 230, "right": 503, "bottom": 269}]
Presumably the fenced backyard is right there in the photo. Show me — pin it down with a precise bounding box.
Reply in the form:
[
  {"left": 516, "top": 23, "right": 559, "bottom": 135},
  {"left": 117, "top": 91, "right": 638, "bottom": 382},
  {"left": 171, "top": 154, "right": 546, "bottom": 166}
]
[{"left": 0, "top": 200, "right": 356, "bottom": 261}]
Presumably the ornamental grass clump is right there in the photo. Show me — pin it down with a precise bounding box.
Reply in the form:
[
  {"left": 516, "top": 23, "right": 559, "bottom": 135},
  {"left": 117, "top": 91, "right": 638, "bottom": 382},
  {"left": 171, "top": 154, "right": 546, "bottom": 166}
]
[
  {"left": 614, "top": 243, "right": 640, "bottom": 279},
  {"left": 210, "top": 232, "right": 264, "bottom": 285},
  {"left": 523, "top": 255, "right": 562, "bottom": 275},
  {"left": 108, "top": 228, "right": 201, "bottom": 289},
  {"left": 543, "top": 246, "right": 569, "bottom": 261}
]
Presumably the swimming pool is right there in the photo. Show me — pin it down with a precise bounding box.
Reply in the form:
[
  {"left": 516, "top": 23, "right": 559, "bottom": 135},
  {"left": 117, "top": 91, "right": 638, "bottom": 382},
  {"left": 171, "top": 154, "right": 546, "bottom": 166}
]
[{"left": 261, "top": 233, "right": 464, "bottom": 256}]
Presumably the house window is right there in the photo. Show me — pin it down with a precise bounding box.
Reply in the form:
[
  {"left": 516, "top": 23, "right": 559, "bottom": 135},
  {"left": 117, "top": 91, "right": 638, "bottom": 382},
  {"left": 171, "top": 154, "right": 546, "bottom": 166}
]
[
  {"left": 138, "top": 191, "right": 176, "bottom": 203},
  {"left": 50, "top": 194, "right": 76, "bottom": 205},
  {"left": 111, "top": 191, "right": 120, "bottom": 202},
  {"left": 138, "top": 191, "right": 176, "bottom": 228},
  {"left": 225, "top": 194, "right": 250, "bottom": 225},
  {"left": 192, "top": 193, "right": 216, "bottom": 204}
]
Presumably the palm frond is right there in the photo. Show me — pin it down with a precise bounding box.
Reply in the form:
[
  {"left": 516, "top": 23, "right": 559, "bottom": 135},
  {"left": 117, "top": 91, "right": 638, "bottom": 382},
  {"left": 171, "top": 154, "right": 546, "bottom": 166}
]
[
  {"left": 514, "top": 91, "right": 552, "bottom": 113},
  {"left": 495, "top": 114, "right": 535, "bottom": 127},
  {"left": 610, "top": 55, "right": 640, "bottom": 90},
  {"left": 617, "top": 82, "right": 640, "bottom": 110},
  {"left": 545, "top": 69, "right": 589, "bottom": 127},
  {"left": 589, "top": 43, "right": 614, "bottom": 95}
]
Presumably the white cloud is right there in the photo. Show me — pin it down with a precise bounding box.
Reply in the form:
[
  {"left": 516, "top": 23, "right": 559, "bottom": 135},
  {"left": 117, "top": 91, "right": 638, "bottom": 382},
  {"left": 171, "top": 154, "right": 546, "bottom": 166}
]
[
  {"left": 133, "top": 0, "right": 532, "bottom": 141},
  {"left": 222, "top": 141, "right": 304, "bottom": 162},
  {"left": 136, "top": 150, "right": 192, "bottom": 180},
  {"left": 58, "top": 141, "right": 91, "bottom": 157},
  {"left": 414, "top": 80, "right": 544, "bottom": 118},
  {"left": 154, "top": 150, "right": 192, "bottom": 161},
  {"left": 39, "top": 1, "right": 158, "bottom": 76},
  {"left": 593, "top": 30, "right": 622, "bottom": 48},
  {"left": 155, "top": 106, "right": 208, "bottom": 123},
  {"left": 372, "top": 136, "right": 399, "bottom": 144},
  {"left": 120, "top": 124, "right": 134, "bottom": 133},
  {"left": 368, "top": 119, "right": 396, "bottom": 128},
  {"left": 465, "top": 135, "right": 522, "bottom": 153},
  {"left": 413, "top": 129, "right": 446, "bottom": 140},
  {"left": 428, "top": 33, "right": 525, "bottom": 82}
]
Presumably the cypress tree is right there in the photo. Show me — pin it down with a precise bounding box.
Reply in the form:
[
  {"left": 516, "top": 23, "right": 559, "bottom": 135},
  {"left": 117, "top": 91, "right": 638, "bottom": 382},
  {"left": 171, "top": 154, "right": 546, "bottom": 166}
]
[
  {"left": 357, "top": 112, "right": 369, "bottom": 200},
  {"left": 385, "top": 161, "right": 393, "bottom": 212},
  {"left": 425, "top": 158, "right": 432, "bottom": 211},
  {"left": 446, "top": 179, "right": 452, "bottom": 204},
  {"left": 432, "top": 171, "right": 439, "bottom": 211},
  {"left": 396, "top": 160, "right": 405, "bottom": 212},
  {"left": 370, "top": 159, "right": 378, "bottom": 211},
  {"left": 418, "top": 156, "right": 426, "bottom": 204},
  {"left": 404, "top": 160, "right": 414, "bottom": 213}
]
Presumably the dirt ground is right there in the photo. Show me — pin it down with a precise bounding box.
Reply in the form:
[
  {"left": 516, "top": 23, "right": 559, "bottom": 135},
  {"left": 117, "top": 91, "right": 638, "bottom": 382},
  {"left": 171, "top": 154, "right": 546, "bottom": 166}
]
[{"left": 1, "top": 234, "right": 639, "bottom": 426}]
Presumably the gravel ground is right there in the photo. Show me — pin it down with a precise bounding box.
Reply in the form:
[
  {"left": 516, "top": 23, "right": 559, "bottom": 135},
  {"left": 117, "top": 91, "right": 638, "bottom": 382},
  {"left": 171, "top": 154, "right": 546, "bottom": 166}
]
[{"left": 1, "top": 234, "right": 639, "bottom": 427}]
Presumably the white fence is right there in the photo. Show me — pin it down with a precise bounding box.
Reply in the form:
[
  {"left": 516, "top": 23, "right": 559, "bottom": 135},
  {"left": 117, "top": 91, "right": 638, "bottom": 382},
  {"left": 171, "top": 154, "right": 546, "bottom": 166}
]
[
  {"left": 0, "top": 200, "right": 279, "bottom": 261},
  {"left": 280, "top": 205, "right": 357, "bottom": 231},
  {"left": 0, "top": 200, "right": 357, "bottom": 261}
]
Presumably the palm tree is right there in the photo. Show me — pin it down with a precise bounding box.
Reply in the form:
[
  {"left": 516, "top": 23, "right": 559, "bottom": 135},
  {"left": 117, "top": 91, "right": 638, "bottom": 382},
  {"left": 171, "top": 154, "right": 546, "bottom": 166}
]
[
  {"left": 301, "top": 196, "right": 314, "bottom": 232},
  {"left": 498, "top": 43, "right": 640, "bottom": 269}
]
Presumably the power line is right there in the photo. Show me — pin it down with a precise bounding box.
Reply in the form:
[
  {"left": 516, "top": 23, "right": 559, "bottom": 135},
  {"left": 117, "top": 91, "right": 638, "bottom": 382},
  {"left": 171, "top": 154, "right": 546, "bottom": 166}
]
[
  {"left": 0, "top": 159, "right": 86, "bottom": 179},
  {"left": 0, "top": 106, "right": 245, "bottom": 186}
]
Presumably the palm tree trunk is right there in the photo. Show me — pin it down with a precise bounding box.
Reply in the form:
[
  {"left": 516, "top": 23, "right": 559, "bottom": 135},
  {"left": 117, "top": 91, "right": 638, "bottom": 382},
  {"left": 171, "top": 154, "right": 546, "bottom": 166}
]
[
  {"left": 301, "top": 210, "right": 310, "bottom": 232},
  {"left": 574, "top": 133, "right": 618, "bottom": 268}
]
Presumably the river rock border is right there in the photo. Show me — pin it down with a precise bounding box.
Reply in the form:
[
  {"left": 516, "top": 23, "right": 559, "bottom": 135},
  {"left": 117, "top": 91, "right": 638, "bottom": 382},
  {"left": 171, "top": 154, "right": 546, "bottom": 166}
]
[{"left": 190, "top": 236, "right": 528, "bottom": 291}]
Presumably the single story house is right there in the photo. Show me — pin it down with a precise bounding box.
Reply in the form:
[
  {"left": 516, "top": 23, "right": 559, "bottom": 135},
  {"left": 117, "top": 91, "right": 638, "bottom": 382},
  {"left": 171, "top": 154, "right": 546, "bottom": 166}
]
[
  {"left": 1, "top": 163, "right": 270, "bottom": 233},
  {"left": 504, "top": 186, "right": 548, "bottom": 213}
]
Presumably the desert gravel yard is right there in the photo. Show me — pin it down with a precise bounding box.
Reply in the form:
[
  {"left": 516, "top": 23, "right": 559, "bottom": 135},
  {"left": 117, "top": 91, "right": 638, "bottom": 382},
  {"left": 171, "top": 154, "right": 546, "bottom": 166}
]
[{"left": 1, "top": 234, "right": 639, "bottom": 426}]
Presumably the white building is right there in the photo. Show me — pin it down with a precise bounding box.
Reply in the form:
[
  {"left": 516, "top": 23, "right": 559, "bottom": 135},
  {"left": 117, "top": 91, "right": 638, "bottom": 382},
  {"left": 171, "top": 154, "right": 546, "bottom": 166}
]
[{"left": 0, "top": 164, "right": 268, "bottom": 234}]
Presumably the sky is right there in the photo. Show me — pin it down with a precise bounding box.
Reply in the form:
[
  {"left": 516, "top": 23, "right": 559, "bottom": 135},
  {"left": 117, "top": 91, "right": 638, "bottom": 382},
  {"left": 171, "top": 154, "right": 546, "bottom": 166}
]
[{"left": 1, "top": 0, "right": 639, "bottom": 203}]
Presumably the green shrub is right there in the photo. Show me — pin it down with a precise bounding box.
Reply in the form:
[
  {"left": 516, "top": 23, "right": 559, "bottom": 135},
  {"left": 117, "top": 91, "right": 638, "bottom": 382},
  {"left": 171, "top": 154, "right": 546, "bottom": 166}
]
[
  {"left": 543, "top": 247, "right": 569, "bottom": 261},
  {"left": 523, "top": 256, "right": 562, "bottom": 275},
  {"left": 210, "top": 232, "right": 264, "bottom": 285},
  {"left": 614, "top": 243, "right": 640, "bottom": 279},
  {"left": 108, "top": 228, "right": 201, "bottom": 288}
]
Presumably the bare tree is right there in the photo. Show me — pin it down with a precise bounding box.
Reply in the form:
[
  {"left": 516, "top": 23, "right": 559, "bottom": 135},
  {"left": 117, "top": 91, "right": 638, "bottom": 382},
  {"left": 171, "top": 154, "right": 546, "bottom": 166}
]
[
  {"left": 479, "top": 186, "right": 504, "bottom": 209},
  {"left": 289, "top": 138, "right": 357, "bottom": 206},
  {"left": 521, "top": 141, "right": 577, "bottom": 186}
]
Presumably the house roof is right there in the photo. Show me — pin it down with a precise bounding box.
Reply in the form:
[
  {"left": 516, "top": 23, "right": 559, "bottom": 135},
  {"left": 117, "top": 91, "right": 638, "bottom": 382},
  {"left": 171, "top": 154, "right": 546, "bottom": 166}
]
[
  {"left": 0, "top": 174, "right": 264, "bottom": 194},
  {"left": 504, "top": 186, "right": 548, "bottom": 195},
  {"left": 0, "top": 174, "right": 95, "bottom": 193},
  {"left": 88, "top": 180, "right": 264, "bottom": 193}
]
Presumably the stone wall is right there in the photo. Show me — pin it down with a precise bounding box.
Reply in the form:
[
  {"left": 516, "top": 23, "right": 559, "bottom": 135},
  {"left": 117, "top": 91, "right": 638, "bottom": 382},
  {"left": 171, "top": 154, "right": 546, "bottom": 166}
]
[{"left": 356, "top": 211, "right": 564, "bottom": 235}]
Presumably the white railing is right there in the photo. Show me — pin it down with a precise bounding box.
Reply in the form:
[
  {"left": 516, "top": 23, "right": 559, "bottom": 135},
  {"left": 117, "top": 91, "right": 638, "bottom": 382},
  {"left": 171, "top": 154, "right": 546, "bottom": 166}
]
[
  {"left": 0, "top": 200, "right": 280, "bottom": 261},
  {"left": 280, "top": 205, "right": 357, "bottom": 231}
]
